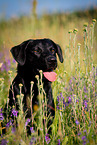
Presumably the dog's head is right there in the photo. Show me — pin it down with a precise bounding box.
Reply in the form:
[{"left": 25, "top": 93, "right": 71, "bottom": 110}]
[{"left": 11, "top": 39, "right": 63, "bottom": 73}]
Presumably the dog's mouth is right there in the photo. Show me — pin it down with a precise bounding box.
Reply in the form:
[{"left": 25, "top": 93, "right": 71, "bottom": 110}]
[
  {"left": 37, "top": 66, "right": 57, "bottom": 82},
  {"left": 43, "top": 71, "right": 57, "bottom": 82},
  {"left": 43, "top": 67, "right": 57, "bottom": 82}
]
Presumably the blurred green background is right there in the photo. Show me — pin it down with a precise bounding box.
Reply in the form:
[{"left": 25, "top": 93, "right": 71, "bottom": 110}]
[
  {"left": 0, "top": 0, "right": 97, "bottom": 60},
  {"left": 0, "top": 0, "right": 97, "bottom": 69},
  {"left": 0, "top": 1, "right": 97, "bottom": 143}
]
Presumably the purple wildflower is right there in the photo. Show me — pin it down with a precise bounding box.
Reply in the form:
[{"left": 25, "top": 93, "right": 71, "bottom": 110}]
[
  {"left": 7, "top": 59, "right": 11, "bottom": 66},
  {"left": 82, "top": 136, "right": 86, "bottom": 141},
  {"left": 57, "top": 94, "right": 66, "bottom": 110},
  {"left": 83, "top": 141, "right": 86, "bottom": 145},
  {"left": 60, "top": 92, "right": 63, "bottom": 98},
  {"left": 6, "top": 119, "right": 13, "bottom": 128},
  {"left": 69, "top": 79, "right": 72, "bottom": 84},
  {"left": 57, "top": 106, "right": 60, "bottom": 110},
  {"left": 45, "top": 134, "right": 51, "bottom": 144},
  {"left": 84, "top": 86, "right": 88, "bottom": 93},
  {"left": 83, "top": 130, "right": 87, "bottom": 133},
  {"left": 57, "top": 93, "right": 65, "bottom": 103},
  {"left": 58, "top": 139, "right": 61, "bottom": 145},
  {"left": 69, "top": 86, "right": 72, "bottom": 92},
  {"left": 0, "top": 52, "right": 3, "bottom": 59},
  {"left": 12, "top": 109, "right": 18, "bottom": 118},
  {"left": 78, "top": 132, "right": 81, "bottom": 136},
  {"left": 13, "top": 58, "right": 16, "bottom": 63},
  {"left": 57, "top": 96, "right": 60, "bottom": 102},
  {"left": 83, "top": 100, "right": 88, "bottom": 108},
  {"left": 1, "top": 63, "right": 6, "bottom": 71},
  {"left": 68, "top": 96, "right": 72, "bottom": 104},
  {"left": 82, "top": 136, "right": 87, "bottom": 145},
  {"left": 25, "top": 118, "right": 30, "bottom": 126},
  {"left": 72, "top": 76, "right": 76, "bottom": 80},
  {"left": 30, "top": 127, "right": 35, "bottom": 133},
  {"left": 62, "top": 99, "right": 65, "bottom": 105},
  {"left": 1, "top": 63, "right": 9, "bottom": 72},
  {"left": 29, "top": 137, "right": 36, "bottom": 145},
  {"left": 12, "top": 126, "right": 16, "bottom": 133},
  {"left": 89, "top": 121, "right": 91, "bottom": 126},
  {"left": 92, "top": 80, "right": 95, "bottom": 85},
  {"left": 84, "top": 95, "right": 87, "bottom": 98},
  {"left": 0, "top": 112, "right": 4, "bottom": 121},
  {"left": 0, "top": 108, "right": 3, "bottom": 112},
  {"left": 76, "top": 99, "right": 79, "bottom": 103},
  {"left": 1, "top": 139, "right": 8, "bottom": 145},
  {"left": 75, "top": 119, "right": 79, "bottom": 125}
]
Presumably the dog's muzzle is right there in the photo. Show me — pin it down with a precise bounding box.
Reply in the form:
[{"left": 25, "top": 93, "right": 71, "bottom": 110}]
[{"left": 47, "top": 56, "right": 57, "bottom": 70}]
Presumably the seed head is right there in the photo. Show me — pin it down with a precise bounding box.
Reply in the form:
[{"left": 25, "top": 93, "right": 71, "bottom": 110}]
[
  {"left": 83, "top": 28, "right": 86, "bottom": 32},
  {"left": 68, "top": 30, "right": 73, "bottom": 33},
  {"left": 0, "top": 63, "right": 3, "bottom": 68},
  {"left": 92, "top": 19, "right": 96, "bottom": 23},
  {"left": 21, "top": 94, "right": 24, "bottom": 97},
  {"left": 19, "top": 83, "right": 23, "bottom": 87},
  {"left": 30, "top": 81, "right": 34, "bottom": 85},
  {"left": 66, "top": 45, "right": 69, "bottom": 48},
  {"left": 8, "top": 70, "right": 12, "bottom": 74},
  {"left": 73, "top": 28, "right": 78, "bottom": 34},
  {"left": 33, "top": 104, "right": 39, "bottom": 111},
  {"left": 39, "top": 70, "right": 42, "bottom": 73},
  {"left": 12, "top": 105, "right": 15, "bottom": 108},
  {"left": 73, "top": 94, "right": 76, "bottom": 97},
  {"left": 77, "top": 43, "right": 81, "bottom": 46},
  {"left": 88, "top": 79, "right": 91, "bottom": 83},
  {"left": 35, "top": 75, "right": 39, "bottom": 79},
  {"left": 84, "top": 76, "right": 87, "bottom": 79},
  {"left": 90, "top": 24, "right": 93, "bottom": 27},
  {"left": 64, "top": 71, "right": 67, "bottom": 74},
  {"left": 0, "top": 78, "right": 4, "bottom": 82},
  {"left": 16, "top": 95, "right": 20, "bottom": 98},
  {"left": 40, "top": 84, "right": 43, "bottom": 88},
  {"left": 83, "top": 22, "right": 88, "bottom": 27}
]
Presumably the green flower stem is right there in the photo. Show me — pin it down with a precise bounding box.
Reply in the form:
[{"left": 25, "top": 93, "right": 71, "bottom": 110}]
[
  {"left": 77, "top": 43, "right": 81, "bottom": 77},
  {"left": 30, "top": 81, "right": 34, "bottom": 125},
  {"left": 19, "top": 84, "right": 24, "bottom": 116},
  {"left": 83, "top": 30, "right": 87, "bottom": 74},
  {"left": 68, "top": 30, "right": 72, "bottom": 70}
]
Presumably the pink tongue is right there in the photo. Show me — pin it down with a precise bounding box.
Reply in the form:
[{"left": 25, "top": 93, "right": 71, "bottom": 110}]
[{"left": 43, "top": 72, "right": 57, "bottom": 82}]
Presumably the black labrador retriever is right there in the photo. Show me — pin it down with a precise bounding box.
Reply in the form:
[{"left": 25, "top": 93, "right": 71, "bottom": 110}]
[{"left": 7, "top": 38, "right": 63, "bottom": 134}]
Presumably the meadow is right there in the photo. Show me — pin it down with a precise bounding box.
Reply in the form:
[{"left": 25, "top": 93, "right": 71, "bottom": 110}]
[{"left": 0, "top": 9, "right": 97, "bottom": 145}]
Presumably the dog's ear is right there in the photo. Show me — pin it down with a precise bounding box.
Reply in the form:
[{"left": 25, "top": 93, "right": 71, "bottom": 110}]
[
  {"left": 56, "top": 44, "right": 63, "bottom": 63},
  {"left": 53, "top": 42, "right": 63, "bottom": 63},
  {"left": 49, "top": 39, "right": 63, "bottom": 63},
  {"left": 10, "top": 40, "right": 33, "bottom": 65}
]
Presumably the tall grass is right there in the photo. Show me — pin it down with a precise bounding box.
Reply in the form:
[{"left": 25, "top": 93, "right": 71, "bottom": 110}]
[{"left": 0, "top": 13, "right": 97, "bottom": 145}]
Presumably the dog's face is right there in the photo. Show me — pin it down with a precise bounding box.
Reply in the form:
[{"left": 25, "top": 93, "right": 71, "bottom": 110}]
[{"left": 11, "top": 39, "right": 63, "bottom": 72}]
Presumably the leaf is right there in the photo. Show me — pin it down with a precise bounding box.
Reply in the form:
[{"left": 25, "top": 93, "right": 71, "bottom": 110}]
[{"left": 62, "top": 136, "right": 68, "bottom": 145}]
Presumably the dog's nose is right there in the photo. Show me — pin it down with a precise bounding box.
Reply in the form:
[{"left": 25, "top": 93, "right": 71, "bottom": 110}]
[{"left": 48, "top": 57, "right": 56, "bottom": 63}]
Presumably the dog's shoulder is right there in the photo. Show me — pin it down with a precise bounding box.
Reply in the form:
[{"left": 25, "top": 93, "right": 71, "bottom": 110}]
[
  {"left": 10, "top": 75, "right": 27, "bottom": 96},
  {"left": 12, "top": 75, "right": 23, "bottom": 86}
]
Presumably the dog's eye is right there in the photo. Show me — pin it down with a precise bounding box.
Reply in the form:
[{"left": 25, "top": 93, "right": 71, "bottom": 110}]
[
  {"left": 50, "top": 48, "right": 55, "bottom": 53},
  {"left": 34, "top": 47, "right": 42, "bottom": 53}
]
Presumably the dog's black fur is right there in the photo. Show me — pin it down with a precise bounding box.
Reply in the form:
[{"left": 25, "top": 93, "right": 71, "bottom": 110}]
[{"left": 6, "top": 38, "right": 63, "bottom": 134}]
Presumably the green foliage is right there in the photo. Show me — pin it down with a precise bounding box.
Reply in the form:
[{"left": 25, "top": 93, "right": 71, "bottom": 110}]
[{"left": 0, "top": 10, "right": 97, "bottom": 145}]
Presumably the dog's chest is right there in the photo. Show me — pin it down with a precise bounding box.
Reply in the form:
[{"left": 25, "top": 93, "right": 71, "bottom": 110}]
[{"left": 24, "top": 83, "right": 39, "bottom": 110}]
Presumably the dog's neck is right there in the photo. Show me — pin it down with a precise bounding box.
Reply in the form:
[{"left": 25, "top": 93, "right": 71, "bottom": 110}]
[
  {"left": 17, "top": 64, "right": 48, "bottom": 83},
  {"left": 17, "top": 64, "right": 39, "bottom": 81}
]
